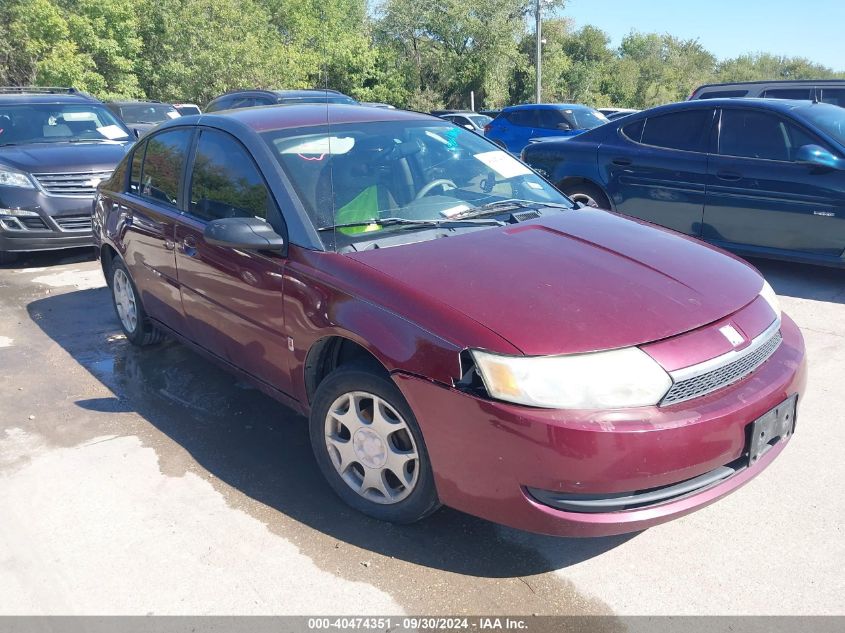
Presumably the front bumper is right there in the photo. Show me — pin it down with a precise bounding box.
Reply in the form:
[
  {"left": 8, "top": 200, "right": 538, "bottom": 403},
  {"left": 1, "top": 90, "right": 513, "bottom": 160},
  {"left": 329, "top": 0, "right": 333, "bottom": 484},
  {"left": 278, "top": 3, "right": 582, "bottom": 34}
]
[
  {"left": 394, "top": 313, "right": 806, "bottom": 537},
  {"left": 0, "top": 187, "right": 94, "bottom": 253}
]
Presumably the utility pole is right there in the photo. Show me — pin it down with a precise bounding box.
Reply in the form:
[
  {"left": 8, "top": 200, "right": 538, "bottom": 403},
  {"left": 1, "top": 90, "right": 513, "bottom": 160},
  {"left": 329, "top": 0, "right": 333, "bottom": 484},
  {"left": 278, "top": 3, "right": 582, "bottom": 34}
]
[{"left": 535, "top": 0, "right": 542, "bottom": 104}]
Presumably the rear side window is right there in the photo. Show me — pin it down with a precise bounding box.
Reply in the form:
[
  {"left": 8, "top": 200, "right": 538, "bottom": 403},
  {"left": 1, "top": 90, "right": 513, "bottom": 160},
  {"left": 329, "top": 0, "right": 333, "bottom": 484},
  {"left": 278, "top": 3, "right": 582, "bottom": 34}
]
[
  {"left": 718, "top": 109, "right": 815, "bottom": 162},
  {"left": 188, "top": 129, "right": 274, "bottom": 222},
  {"left": 696, "top": 89, "right": 748, "bottom": 99},
  {"left": 621, "top": 119, "right": 645, "bottom": 142},
  {"left": 762, "top": 88, "right": 813, "bottom": 100},
  {"left": 821, "top": 89, "right": 845, "bottom": 108},
  {"left": 139, "top": 129, "right": 192, "bottom": 207},
  {"left": 506, "top": 109, "right": 537, "bottom": 127},
  {"left": 639, "top": 109, "right": 713, "bottom": 152}
]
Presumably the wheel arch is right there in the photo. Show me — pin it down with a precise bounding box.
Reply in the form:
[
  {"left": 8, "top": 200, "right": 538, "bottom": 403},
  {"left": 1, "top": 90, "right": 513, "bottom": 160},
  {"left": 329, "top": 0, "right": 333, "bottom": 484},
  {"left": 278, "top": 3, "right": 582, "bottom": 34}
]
[{"left": 557, "top": 176, "right": 614, "bottom": 211}]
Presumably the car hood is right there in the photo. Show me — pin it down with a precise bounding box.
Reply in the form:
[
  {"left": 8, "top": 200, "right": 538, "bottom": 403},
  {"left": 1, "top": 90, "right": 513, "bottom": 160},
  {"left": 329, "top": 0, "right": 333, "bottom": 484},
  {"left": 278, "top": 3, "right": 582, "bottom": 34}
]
[
  {"left": 0, "top": 141, "right": 132, "bottom": 173},
  {"left": 346, "top": 210, "right": 764, "bottom": 356}
]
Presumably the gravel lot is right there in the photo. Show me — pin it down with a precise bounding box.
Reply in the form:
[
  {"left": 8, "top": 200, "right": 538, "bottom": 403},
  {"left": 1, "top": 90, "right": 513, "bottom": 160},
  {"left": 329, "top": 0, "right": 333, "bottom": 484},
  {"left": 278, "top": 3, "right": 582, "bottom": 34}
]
[{"left": 1, "top": 248, "right": 843, "bottom": 616}]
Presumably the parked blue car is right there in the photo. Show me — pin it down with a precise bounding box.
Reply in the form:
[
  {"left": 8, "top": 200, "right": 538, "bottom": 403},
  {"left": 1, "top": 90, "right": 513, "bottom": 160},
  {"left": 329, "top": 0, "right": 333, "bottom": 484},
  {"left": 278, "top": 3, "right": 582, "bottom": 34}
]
[
  {"left": 521, "top": 98, "right": 845, "bottom": 268},
  {"left": 484, "top": 103, "right": 608, "bottom": 154}
]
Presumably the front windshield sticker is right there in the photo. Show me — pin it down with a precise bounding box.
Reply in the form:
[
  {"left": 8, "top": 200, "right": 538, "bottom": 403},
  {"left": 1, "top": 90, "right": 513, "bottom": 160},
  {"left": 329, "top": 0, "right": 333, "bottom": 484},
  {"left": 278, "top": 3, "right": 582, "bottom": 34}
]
[
  {"left": 97, "top": 124, "right": 129, "bottom": 140},
  {"left": 474, "top": 150, "right": 532, "bottom": 179},
  {"left": 443, "top": 126, "right": 460, "bottom": 150}
]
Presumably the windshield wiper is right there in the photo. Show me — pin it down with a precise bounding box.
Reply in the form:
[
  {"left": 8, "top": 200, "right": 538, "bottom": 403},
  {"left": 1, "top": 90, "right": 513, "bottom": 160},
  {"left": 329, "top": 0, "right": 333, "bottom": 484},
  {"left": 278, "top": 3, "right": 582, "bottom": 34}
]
[
  {"left": 452, "top": 198, "right": 573, "bottom": 219},
  {"left": 317, "top": 216, "right": 505, "bottom": 232}
]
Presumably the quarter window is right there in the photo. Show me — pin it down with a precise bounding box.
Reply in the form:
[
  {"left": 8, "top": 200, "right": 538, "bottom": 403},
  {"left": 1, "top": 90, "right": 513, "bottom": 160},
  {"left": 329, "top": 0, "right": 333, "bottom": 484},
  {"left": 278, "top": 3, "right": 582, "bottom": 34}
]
[
  {"left": 639, "top": 109, "right": 713, "bottom": 152},
  {"left": 138, "top": 129, "right": 192, "bottom": 207},
  {"left": 188, "top": 129, "right": 273, "bottom": 222}
]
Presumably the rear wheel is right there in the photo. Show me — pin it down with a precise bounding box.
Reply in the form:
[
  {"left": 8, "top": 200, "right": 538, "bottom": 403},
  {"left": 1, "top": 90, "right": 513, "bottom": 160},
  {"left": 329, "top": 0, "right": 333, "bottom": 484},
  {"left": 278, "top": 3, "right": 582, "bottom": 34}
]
[
  {"left": 309, "top": 366, "right": 440, "bottom": 524},
  {"left": 561, "top": 182, "right": 610, "bottom": 210},
  {"left": 109, "top": 258, "right": 164, "bottom": 346}
]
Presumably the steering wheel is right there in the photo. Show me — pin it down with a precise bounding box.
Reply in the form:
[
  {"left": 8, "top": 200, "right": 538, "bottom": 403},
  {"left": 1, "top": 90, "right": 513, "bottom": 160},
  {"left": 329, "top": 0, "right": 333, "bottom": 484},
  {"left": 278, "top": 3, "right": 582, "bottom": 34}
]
[{"left": 414, "top": 179, "right": 457, "bottom": 200}]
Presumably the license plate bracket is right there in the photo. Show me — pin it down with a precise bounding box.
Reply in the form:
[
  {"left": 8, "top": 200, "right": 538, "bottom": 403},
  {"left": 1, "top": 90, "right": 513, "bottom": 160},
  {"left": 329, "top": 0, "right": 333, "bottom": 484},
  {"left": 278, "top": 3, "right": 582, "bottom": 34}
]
[{"left": 748, "top": 395, "right": 797, "bottom": 466}]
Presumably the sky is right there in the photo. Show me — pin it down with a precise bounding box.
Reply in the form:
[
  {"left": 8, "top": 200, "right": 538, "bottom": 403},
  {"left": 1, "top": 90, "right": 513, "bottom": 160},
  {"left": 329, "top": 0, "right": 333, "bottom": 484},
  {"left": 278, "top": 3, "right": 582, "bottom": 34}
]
[{"left": 559, "top": 0, "right": 845, "bottom": 71}]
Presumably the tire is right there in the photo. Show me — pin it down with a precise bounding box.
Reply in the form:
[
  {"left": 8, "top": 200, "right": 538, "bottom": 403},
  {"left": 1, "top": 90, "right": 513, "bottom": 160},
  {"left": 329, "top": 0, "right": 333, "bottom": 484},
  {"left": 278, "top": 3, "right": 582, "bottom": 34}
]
[
  {"left": 0, "top": 250, "right": 18, "bottom": 265},
  {"left": 109, "top": 257, "right": 165, "bottom": 346},
  {"left": 561, "top": 182, "right": 611, "bottom": 210},
  {"left": 309, "top": 366, "right": 441, "bottom": 524}
]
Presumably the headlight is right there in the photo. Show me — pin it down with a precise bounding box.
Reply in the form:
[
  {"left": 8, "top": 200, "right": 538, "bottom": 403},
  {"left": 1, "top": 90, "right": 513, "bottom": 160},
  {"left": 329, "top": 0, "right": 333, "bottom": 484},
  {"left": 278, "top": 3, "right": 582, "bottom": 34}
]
[
  {"left": 0, "top": 166, "right": 35, "bottom": 189},
  {"left": 471, "top": 347, "right": 672, "bottom": 409},
  {"left": 759, "top": 279, "right": 780, "bottom": 317}
]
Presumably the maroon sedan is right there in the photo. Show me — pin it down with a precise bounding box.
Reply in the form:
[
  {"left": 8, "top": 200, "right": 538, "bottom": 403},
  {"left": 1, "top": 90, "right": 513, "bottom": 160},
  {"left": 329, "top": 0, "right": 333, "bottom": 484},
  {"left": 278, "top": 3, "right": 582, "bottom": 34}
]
[{"left": 93, "top": 105, "right": 806, "bottom": 537}]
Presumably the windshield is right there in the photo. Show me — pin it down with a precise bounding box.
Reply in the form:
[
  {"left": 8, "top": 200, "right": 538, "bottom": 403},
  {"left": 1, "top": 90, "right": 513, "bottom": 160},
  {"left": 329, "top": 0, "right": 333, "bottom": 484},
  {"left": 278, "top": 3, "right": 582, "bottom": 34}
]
[
  {"left": 563, "top": 108, "right": 608, "bottom": 130},
  {"left": 118, "top": 103, "right": 180, "bottom": 124},
  {"left": 469, "top": 114, "right": 492, "bottom": 128},
  {"left": 796, "top": 103, "right": 845, "bottom": 147},
  {"left": 0, "top": 104, "right": 131, "bottom": 145},
  {"left": 262, "top": 120, "right": 572, "bottom": 248}
]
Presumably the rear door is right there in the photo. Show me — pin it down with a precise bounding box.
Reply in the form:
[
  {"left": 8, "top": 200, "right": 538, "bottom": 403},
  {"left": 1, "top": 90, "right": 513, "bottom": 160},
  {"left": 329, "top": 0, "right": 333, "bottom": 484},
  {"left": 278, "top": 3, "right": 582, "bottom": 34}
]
[
  {"left": 703, "top": 107, "right": 845, "bottom": 257},
  {"left": 174, "top": 127, "right": 293, "bottom": 396},
  {"left": 118, "top": 128, "right": 193, "bottom": 331},
  {"left": 597, "top": 108, "right": 714, "bottom": 235},
  {"left": 498, "top": 109, "right": 538, "bottom": 153}
]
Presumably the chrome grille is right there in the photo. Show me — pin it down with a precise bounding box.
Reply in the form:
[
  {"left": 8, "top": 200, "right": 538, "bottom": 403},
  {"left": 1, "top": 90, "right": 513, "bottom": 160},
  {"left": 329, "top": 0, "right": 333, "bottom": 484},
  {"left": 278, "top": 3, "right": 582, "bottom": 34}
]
[
  {"left": 32, "top": 171, "right": 112, "bottom": 196},
  {"left": 661, "top": 326, "right": 783, "bottom": 406},
  {"left": 55, "top": 214, "right": 92, "bottom": 231}
]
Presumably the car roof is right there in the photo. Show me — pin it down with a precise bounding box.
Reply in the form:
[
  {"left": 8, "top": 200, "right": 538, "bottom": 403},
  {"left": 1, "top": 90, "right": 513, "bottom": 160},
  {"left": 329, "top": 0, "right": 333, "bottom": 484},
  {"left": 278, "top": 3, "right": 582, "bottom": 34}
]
[
  {"left": 645, "top": 97, "right": 838, "bottom": 116},
  {"left": 0, "top": 93, "right": 100, "bottom": 105},
  {"left": 503, "top": 103, "right": 592, "bottom": 111},
  {"left": 157, "top": 104, "right": 437, "bottom": 133},
  {"left": 694, "top": 78, "right": 845, "bottom": 90}
]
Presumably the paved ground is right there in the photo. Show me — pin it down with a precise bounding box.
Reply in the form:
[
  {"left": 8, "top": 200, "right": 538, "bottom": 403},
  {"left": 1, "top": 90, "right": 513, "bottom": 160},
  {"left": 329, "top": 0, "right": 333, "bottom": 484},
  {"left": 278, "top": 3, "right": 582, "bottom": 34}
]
[{"left": 0, "top": 248, "right": 843, "bottom": 616}]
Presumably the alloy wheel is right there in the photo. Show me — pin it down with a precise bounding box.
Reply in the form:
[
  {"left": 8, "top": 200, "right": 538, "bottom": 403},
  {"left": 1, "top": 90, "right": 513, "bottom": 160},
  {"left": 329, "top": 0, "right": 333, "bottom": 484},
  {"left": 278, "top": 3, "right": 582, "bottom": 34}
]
[{"left": 112, "top": 268, "right": 138, "bottom": 334}]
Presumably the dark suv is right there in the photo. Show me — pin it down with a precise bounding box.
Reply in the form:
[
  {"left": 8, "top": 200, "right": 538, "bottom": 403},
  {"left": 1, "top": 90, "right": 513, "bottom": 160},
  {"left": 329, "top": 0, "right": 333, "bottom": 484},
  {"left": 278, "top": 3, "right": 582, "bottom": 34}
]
[
  {"left": 689, "top": 80, "right": 845, "bottom": 107},
  {"left": 205, "top": 89, "right": 357, "bottom": 113},
  {"left": 0, "top": 87, "right": 134, "bottom": 263}
]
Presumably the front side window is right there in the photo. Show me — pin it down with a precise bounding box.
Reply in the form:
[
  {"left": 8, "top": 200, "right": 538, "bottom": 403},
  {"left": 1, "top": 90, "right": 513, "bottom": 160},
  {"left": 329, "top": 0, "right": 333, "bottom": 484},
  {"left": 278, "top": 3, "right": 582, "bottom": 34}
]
[
  {"left": 639, "top": 109, "right": 713, "bottom": 152},
  {"left": 0, "top": 103, "right": 131, "bottom": 146},
  {"left": 188, "top": 129, "right": 273, "bottom": 222},
  {"left": 536, "top": 109, "right": 566, "bottom": 130},
  {"left": 793, "top": 103, "right": 845, "bottom": 147},
  {"left": 139, "top": 129, "right": 192, "bottom": 207},
  {"left": 719, "top": 109, "right": 817, "bottom": 162},
  {"left": 262, "top": 120, "right": 572, "bottom": 248}
]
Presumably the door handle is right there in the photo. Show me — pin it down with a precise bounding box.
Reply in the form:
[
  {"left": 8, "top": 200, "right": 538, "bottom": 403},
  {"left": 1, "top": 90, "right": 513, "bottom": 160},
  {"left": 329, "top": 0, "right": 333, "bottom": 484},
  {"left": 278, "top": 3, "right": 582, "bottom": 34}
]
[
  {"left": 716, "top": 171, "right": 742, "bottom": 181},
  {"left": 612, "top": 158, "right": 632, "bottom": 166}
]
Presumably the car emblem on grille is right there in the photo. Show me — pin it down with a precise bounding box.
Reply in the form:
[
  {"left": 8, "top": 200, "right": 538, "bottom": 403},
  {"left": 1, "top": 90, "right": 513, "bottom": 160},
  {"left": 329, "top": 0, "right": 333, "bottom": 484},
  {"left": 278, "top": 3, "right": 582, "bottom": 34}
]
[
  {"left": 85, "top": 177, "right": 105, "bottom": 188},
  {"left": 719, "top": 324, "right": 745, "bottom": 347}
]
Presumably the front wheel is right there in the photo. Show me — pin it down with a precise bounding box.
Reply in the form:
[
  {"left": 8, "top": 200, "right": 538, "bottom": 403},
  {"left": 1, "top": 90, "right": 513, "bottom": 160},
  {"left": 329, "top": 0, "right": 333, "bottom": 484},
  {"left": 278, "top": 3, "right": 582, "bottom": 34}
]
[{"left": 309, "top": 367, "right": 441, "bottom": 524}]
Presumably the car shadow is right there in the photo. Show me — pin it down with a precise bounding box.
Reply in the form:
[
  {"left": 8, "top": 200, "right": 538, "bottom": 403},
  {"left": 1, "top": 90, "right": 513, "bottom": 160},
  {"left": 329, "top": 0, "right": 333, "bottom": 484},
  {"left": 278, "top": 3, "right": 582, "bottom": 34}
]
[
  {"left": 0, "top": 247, "right": 96, "bottom": 270},
  {"left": 27, "top": 286, "right": 636, "bottom": 579},
  {"left": 749, "top": 257, "right": 845, "bottom": 305}
]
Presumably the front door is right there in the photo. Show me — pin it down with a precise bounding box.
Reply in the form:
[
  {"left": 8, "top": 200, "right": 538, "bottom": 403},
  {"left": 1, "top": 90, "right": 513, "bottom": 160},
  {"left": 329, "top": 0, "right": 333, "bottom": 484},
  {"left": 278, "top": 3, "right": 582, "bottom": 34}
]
[
  {"left": 703, "top": 107, "right": 845, "bottom": 257},
  {"left": 599, "top": 108, "right": 715, "bottom": 236},
  {"left": 174, "top": 127, "right": 293, "bottom": 396}
]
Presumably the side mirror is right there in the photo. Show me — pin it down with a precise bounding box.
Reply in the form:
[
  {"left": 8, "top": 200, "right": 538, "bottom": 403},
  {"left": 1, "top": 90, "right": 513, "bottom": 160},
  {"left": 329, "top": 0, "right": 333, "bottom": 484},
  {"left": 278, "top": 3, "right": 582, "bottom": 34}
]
[
  {"left": 556, "top": 122, "right": 572, "bottom": 131},
  {"left": 795, "top": 144, "right": 842, "bottom": 170},
  {"left": 203, "top": 217, "right": 285, "bottom": 252}
]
